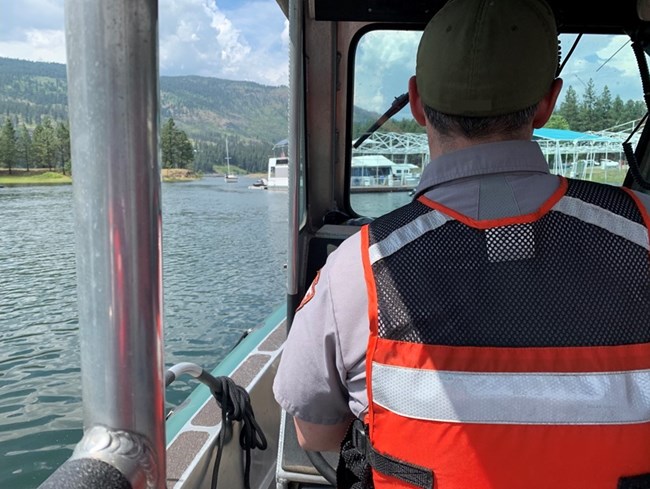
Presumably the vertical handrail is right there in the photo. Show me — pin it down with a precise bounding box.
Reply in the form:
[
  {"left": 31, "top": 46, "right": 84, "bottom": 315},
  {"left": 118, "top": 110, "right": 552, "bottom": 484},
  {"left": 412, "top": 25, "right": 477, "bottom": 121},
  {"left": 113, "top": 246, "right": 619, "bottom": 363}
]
[
  {"left": 287, "top": 0, "right": 304, "bottom": 324},
  {"left": 42, "top": 1, "right": 166, "bottom": 487}
]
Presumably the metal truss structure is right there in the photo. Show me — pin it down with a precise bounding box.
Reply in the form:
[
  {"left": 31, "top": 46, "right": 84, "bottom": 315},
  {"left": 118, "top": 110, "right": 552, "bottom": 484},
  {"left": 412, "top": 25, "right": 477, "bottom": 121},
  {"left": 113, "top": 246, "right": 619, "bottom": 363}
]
[{"left": 353, "top": 118, "right": 646, "bottom": 180}]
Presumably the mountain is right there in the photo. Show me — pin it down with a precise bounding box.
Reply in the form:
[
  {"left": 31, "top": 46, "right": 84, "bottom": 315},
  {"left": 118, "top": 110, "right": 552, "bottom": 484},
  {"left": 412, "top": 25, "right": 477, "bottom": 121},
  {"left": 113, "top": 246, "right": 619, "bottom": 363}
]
[
  {"left": 0, "top": 57, "right": 416, "bottom": 172},
  {"left": 160, "top": 76, "right": 287, "bottom": 144},
  {"left": 0, "top": 57, "right": 289, "bottom": 171}
]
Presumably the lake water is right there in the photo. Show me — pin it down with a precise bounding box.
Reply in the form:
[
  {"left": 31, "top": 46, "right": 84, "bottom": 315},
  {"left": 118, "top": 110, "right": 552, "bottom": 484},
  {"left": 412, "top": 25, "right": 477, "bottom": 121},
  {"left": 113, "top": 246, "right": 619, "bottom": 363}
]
[{"left": 0, "top": 177, "right": 410, "bottom": 488}]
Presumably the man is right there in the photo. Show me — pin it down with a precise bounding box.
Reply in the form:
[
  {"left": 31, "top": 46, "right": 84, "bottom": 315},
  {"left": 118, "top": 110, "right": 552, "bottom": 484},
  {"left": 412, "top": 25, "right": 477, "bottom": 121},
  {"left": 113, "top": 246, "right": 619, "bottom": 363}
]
[{"left": 274, "top": 0, "right": 650, "bottom": 487}]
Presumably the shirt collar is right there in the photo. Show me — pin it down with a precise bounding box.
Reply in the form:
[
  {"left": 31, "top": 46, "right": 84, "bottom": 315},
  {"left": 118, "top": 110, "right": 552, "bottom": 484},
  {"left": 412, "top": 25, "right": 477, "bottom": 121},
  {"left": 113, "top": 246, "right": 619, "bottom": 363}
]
[{"left": 414, "top": 140, "right": 550, "bottom": 198}]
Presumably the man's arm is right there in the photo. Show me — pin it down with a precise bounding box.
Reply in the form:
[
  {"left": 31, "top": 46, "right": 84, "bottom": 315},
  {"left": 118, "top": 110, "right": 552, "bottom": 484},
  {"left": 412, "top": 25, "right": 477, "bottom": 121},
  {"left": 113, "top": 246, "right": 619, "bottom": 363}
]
[
  {"left": 294, "top": 416, "right": 354, "bottom": 452},
  {"left": 273, "top": 232, "right": 368, "bottom": 451}
]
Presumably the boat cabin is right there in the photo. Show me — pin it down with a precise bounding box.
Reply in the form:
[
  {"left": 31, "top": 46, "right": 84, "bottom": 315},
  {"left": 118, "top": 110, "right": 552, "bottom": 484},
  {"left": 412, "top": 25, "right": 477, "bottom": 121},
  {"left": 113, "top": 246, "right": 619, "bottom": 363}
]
[
  {"left": 39, "top": 0, "right": 650, "bottom": 489},
  {"left": 267, "top": 156, "right": 289, "bottom": 189},
  {"left": 351, "top": 155, "right": 419, "bottom": 191}
]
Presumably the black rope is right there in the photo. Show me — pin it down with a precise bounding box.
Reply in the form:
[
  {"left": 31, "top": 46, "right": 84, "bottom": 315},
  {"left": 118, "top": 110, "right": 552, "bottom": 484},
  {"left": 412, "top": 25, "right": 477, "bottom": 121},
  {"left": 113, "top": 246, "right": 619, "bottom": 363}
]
[
  {"left": 166, "top": 363, "right": 268, "bottom": 489},
  {"left": 204, "top": 374, "right": 267, "bottom": 489}
]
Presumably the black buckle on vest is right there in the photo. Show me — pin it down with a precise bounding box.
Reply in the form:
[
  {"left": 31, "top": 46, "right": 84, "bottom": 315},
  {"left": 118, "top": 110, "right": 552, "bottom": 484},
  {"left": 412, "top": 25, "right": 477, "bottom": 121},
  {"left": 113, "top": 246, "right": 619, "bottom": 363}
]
[
  {"left": 349, "top": 418, "right": 434, "bottom": 489},
  {"left": 351, "top": 419, "right": 368, "bottom": 456},
  {"left": 619, "top": 473, "right": 650, "bottom": 489}
]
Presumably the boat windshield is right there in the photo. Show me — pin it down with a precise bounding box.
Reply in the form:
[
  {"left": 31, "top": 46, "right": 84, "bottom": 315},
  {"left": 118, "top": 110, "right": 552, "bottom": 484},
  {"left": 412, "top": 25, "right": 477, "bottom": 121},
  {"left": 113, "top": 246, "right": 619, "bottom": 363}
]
[{"left": 349, "top": 29, "right": 645, "bottom": 218}]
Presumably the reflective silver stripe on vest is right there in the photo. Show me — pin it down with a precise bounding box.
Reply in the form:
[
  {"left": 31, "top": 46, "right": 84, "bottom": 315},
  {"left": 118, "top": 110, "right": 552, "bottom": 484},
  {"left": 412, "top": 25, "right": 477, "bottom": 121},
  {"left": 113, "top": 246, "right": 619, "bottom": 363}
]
[
  {"left": 372, "top": 362, "right": 650, "bottom": 425},
  {"left": 553, "top": 196, "right": 649, "bottom": 251},
  {"left": 369, "top": 195, "right": 648, "bottom": 267},
  {"left": 369, "top": 211, "right": 452, "bottom": 264}
]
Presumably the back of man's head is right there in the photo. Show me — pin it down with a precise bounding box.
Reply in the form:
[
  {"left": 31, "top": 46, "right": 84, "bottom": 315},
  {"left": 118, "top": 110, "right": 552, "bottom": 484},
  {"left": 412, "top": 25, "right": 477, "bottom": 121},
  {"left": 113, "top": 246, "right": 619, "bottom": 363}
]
[{"left": 416, "top": 0, "right": 559, "bottom": 118}]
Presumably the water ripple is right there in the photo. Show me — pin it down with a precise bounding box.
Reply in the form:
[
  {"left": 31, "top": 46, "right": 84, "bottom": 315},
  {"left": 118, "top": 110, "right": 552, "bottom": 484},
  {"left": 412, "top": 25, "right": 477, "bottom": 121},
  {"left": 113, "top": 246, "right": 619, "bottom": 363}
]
[{"left": 0, "top": 178, "right": 289, "bottom": 487}]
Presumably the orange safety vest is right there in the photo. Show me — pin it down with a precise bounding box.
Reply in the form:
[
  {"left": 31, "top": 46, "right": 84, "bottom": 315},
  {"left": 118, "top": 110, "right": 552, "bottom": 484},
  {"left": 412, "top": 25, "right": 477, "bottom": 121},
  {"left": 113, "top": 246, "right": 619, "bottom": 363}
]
[{"left": 360, "top": 178, "right": 650, "bottom": 489}]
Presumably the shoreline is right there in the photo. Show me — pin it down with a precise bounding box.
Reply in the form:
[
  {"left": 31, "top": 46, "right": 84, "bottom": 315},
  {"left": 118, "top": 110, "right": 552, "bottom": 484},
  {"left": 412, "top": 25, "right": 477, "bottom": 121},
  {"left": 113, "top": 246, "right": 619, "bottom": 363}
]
[
  {"left": 0, "top": 170, "right": 72, "bottom": 186},
  {"left": 0, "top": 168, "right": 269, "bottom": 186}
]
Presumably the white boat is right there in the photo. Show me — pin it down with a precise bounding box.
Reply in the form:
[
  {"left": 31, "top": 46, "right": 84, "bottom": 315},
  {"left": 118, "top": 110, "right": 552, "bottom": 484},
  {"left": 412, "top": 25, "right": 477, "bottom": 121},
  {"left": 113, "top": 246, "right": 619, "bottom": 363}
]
[
  {"left": 248, "top": 178, "right": 268, "bottom": 190},
  {"left": 351, "top": 155, "right": 420, "bottom": 192},
  {"left": 267, "top": 156, "right": 289, "bottom": 189},
  {"left": 224, "top": 138, "right": 238, "bottom": 183},
  {"left": 36, "top": 1, "right": 650, "bottom": 489}
]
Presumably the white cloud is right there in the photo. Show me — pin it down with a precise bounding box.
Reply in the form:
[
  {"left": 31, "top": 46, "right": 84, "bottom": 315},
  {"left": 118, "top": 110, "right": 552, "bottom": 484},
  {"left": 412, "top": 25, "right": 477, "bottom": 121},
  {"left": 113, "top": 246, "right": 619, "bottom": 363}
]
[
  {"left": 204, "top": 1, "right": 251, "bottom": 68},
  {"left": 281, "top": 19, "right": 290, "bottom": 46},
  {"left": 0, "top": 0, "right": 288, "bottom": 86},
  {"left": 0, "top": 0, "right": 63, "bottom": 38},
  {"left": 0, "top": 29, "right": 66, "bottom": 64},
  {"left": 351, "top": 31, "right": 646, "bottom": 116},
  {"left": 7, "top": 3, "right": 641, "bottom": 103},
  {"left": 596, "top": 36, "right": 639, "bottom": 79},
  {"left": 559, "top": 34, "right": 643, "bottom": 102},
  {"left": 354, "top": 30, "right": 420, "bottom": 113},
  {"left": 158, "top": 0, "right": 287, "bottom": 85}
]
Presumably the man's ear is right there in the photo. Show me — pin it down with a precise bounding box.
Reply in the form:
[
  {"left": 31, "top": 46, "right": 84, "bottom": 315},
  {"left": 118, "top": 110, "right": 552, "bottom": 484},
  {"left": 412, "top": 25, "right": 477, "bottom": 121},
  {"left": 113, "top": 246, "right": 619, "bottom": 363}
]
[
  {"left": 533, "top": 78, "right": 563, "bottom": 129},
  {"left": 409, "top": 76, "right": 427, "bottom": 127}
]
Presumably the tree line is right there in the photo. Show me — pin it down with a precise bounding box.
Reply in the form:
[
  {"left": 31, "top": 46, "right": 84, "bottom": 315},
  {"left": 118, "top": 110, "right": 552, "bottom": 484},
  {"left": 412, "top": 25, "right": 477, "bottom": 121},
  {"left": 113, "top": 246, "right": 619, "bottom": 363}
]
[
  {"left": 161, "top": 118, "right": 195, "bottom": 170},
  {"left": 0, "top": 116, "right": 70, "bottom": 174},
  {"left": 0, "top": 116, "right": 196, "bottom": 175},
  {"left": 552, "top": 80, "right": 646, "bottom": 131},
  {"left": 0, "top": 114, "right": 276, "bottom": 175},
  {"left": 352, "top": 79, "right": 647, "bottom": 138},
  {"left": 3, "top": 79, "right": 645, "bottom": 175}
]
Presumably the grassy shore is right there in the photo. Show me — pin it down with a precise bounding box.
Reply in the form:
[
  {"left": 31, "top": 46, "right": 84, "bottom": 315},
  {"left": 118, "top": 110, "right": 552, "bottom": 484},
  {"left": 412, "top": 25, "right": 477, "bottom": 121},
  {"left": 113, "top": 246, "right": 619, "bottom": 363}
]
[
  {"left": 0, "top": 170, "right": 72, "bottom": 186},
  {"left": 0, "top": 169, "right": 204, "bottom": 185},
  {"left": 0, "top": 166, "right": 629, "bottom": 187},
  {"left": 161, "top": 168, "right": 201, "bottom": 182}
]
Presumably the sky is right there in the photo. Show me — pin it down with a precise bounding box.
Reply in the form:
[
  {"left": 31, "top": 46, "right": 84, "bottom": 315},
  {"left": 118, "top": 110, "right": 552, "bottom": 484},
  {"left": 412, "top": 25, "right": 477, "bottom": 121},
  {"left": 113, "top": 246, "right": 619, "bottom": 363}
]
[
  {"left": 0, "top": 0, "right": 290, "bottom": 86},
  {"left": 0, "top": 1, "right": 645, "bottom": 116},
  {"left": 354, "top": 31, "right": 645, "bottom": 117}
]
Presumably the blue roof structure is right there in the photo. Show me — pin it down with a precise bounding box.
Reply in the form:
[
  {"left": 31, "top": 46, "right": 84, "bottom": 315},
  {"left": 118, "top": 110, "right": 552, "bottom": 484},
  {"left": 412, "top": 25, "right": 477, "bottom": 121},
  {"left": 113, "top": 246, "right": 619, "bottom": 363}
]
[{"left": 533, "top": 128, "right": 614, "bottom": 141}]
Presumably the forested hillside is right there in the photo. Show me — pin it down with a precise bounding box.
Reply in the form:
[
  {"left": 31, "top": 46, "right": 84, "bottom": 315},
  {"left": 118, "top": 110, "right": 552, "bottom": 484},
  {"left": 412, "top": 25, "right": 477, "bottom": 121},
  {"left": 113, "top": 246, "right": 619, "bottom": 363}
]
[
  {"left": 0, "top": 57, "right": 288, "bottom": 173},
  {"left": 1, "top": 56, "right": 646, "bottom": 174}
]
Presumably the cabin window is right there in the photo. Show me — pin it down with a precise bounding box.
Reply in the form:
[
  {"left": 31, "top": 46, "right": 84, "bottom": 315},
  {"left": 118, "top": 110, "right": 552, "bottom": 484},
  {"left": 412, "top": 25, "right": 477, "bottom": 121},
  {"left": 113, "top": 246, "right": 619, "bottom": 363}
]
[
  {"left": 350, "top": 29, "right": 421, "bottom": 217},
  {"left": 349, "top": 29, "right": 645, "bottom": 218}
]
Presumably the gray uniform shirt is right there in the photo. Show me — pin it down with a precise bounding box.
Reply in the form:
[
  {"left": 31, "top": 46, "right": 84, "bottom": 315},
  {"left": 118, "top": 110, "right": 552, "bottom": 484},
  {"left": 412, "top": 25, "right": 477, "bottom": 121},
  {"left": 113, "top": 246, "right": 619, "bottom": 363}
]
[{"left": 273, "top": 140, "right": 650, "bottom": 425}]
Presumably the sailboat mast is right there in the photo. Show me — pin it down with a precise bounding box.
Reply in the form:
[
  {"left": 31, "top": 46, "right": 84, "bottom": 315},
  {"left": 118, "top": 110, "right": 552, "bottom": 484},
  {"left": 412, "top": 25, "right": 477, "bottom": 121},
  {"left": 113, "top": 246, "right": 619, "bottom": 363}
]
[
  {"left": 226, "top": 138, "right": 231, "bottom": 172},
  {"left": 224, "top": 137, "right": 238, "bottom": 182}
]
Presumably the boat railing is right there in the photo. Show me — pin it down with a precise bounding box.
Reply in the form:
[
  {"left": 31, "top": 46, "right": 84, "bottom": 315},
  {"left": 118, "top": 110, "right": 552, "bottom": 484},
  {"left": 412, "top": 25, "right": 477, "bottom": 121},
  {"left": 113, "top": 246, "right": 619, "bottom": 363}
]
[{"left": 40, "top": 0, "right": 165, "bottom": 487}]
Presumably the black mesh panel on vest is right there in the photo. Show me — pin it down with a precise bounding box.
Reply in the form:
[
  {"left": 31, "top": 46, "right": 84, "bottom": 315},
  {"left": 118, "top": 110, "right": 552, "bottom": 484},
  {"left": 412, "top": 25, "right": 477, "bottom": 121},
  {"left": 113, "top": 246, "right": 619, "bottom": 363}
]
[
  {"left": 369, "top": 180, "right": 650, "bottom": 347},
  {"left": 566, "top": 179, "right": 645, "bottom": 223}
]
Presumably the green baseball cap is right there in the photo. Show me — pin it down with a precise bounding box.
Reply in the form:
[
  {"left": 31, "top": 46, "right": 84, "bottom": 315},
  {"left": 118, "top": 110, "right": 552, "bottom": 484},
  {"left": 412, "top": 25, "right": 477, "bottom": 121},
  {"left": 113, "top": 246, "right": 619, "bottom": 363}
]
[{"left": 416, "top": 0, "right": 558, "bottom": 117}]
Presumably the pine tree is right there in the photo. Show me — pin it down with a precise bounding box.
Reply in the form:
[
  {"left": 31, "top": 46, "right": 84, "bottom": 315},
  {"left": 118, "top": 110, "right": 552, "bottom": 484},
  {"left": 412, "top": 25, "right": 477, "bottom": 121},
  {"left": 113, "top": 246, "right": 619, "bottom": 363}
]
[
  {"left": 16, "top": 124, "right": 32, "bottom": 170},
  {"left": 0, "top": 117, "right": 17, "bottom": 173},
  {"left": 558, "top": 85, "right": 579, "bottom": 130},
  {"left": 175, "top": 130, "right": 195, "bottom": 169},
  {"left": 610, "top": 95, "right": 625, "bottom": 128},
  {"left": 161, "top": 118, "right": 176, "bottom": 169},
  {"left": 594, "top": 85, "right": 614, "bottom": 130},
  {"left": 55, "top": 122, "right": 71, "bottom": 175},
  {"left": 161, "top": 117, "right": 194, "bottom": 169},
  {"left": 32, "top": 117, "right": 57, "bottom": 170},
  {"left": 577, "top": 79, "right": 598, "bottom": 131}
]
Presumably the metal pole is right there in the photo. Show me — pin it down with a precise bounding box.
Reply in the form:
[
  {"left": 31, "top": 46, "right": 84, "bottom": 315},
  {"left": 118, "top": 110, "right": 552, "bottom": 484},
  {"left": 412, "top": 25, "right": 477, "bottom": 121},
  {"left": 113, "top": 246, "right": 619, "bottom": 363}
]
[
  {"left": 287, "top": 0, "right": 304, "bottom": 309},
  {"left": 63, "top": 1, "right": 164, "bottom": 487}
]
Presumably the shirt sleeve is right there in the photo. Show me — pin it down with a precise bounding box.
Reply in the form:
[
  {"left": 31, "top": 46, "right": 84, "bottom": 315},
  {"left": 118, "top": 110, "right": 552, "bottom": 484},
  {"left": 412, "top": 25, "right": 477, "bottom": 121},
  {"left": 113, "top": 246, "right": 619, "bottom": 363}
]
[{"left": 273, "top": 231, "right": 367, "bottom": 425}]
